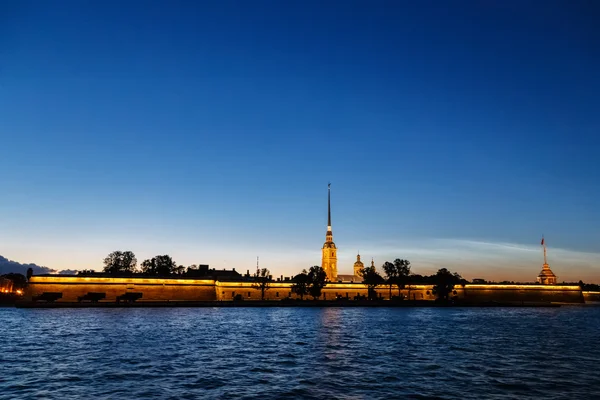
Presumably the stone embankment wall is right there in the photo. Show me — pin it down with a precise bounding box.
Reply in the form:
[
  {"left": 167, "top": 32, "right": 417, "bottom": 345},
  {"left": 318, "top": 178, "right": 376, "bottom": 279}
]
[
  {"left": 583, "top": 291, "right": 600, "bottom": 302},
  {"left": 457, "top": 284, "right": 584, "bottom": 304},
  {"left": 25, "top": 276, "right": 585, "bottom": 303},
  {"left": 215, "top": 282, "right": 437, "bottom": 301},
  {"left": 26, "top": 276, "right": 216, "bottom": 302}
]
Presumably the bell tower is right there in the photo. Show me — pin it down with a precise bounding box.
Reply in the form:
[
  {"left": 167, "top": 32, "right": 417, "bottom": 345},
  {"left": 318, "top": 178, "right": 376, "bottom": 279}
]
[
  {"left": 353, "top": 253, "right": 364, "bottom": 280},
  {"left": 321, "top": 183, "right": 337, "bottom": 281}
]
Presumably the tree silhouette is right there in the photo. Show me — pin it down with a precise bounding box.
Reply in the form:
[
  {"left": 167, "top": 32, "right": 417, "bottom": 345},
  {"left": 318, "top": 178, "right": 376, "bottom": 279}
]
[
  {"left": 26, "top": 268, "right": 33, "bottom": 281},
  {"left": 394, "top": 259, "right": 411, "bottom": 299},
  {"left": 140, "top": 255, "right": 177, "bottom": 275},
  {"left": 103, "top": 251, "right": 137, "bottom": 275},
  {"left": 307, "top": 265, "right": 328, "bottom": 300},
  {"left": 382, "top": 261, "right": 397, "bottom": 299},
  {"left": 432, "top": 268, "right": 462, "bottom": 302},
  {"left": 359, "top": 264, "right": 384, "bottom": 300},
  {"left": 252, "top": 268, "right": 271, "bottom": 300},
  {"left": 291, "top": 269, "right": 310, "bottom": 300},
  {"left": 175, "top": 265, "right": 186, "bottom": 275}
]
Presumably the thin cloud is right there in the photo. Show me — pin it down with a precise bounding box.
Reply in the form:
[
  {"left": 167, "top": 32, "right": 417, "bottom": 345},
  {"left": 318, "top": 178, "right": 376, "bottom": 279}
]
[
  {"left": 0, "top": 255, "right": 58, "bottom": 275},
  {"left": 0, "top": 255, "right": 82, "bottom": 276},
  {"left": 342, "top": 238, "right": 600, "bottom": 282}
]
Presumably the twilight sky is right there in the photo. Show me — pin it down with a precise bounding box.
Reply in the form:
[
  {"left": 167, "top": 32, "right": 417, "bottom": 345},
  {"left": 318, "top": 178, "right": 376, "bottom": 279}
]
[{"left": 1, "top": 1, "right": 599, "bottom": 282}]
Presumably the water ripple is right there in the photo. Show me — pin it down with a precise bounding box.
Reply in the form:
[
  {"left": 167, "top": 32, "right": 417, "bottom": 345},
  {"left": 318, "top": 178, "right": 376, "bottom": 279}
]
[{"left": 1, "top": 306, "right": 600, "bottom": 399}]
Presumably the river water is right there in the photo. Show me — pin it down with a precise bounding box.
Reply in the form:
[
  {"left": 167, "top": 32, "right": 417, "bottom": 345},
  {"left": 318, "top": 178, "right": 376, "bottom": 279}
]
[{"left": 1, "top": 306, "right": 599, "bottom": 399}]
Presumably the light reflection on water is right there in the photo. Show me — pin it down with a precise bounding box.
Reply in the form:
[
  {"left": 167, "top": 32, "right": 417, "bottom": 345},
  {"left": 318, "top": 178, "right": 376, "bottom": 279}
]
[{"left": 1, "top": 306, "right": 599, "bottom": 399}]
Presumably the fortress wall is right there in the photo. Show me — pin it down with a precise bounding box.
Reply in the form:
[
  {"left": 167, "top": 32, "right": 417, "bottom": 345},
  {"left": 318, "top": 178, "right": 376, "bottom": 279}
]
[
  {"left": 217, "top": 282, "right": 381, "bottom": 300},
  {"left": 457, "top": 285, "right": 584, "bottom": 303},
  {"left": 25, "top": 277, "right": 585, "bottom": 304},
  {"left": 583, "top": 291, "right": 600, "bottom": 302},
  {"left": 26, "top": 276, "right": 217, "bottom": 302},
  {"left": 215, "top": 282, "right": 438, "bottom": 301}
]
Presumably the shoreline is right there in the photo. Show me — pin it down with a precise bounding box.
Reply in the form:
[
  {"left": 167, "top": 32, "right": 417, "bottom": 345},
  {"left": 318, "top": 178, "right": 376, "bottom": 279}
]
[{"left": 14, "top": 300, "right": 562, "bottom": 308}]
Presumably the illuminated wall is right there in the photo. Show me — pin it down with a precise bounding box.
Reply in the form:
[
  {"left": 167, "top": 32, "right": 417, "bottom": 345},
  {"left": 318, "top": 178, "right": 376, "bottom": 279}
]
[
  {"left": 457, "top": 284, "right": 584, "bottom": 304},
  {"left": 215, "top": 282, "right": 437, "bottom": 301},
  {"left": 26, "top": 276, "right": 216, "bottom": 302},
  {"left": 25, "top": 276, "right": 585, "bottom": 303},
  {"left": 583, "top": 291, "right": 600, "bottom": 302}
]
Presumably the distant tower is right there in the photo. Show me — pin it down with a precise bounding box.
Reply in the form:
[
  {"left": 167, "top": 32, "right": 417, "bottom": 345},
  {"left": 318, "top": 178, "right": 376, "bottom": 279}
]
[
  {"left": 322, "top": 183, "right": 338, "bottom": 281},
  {"left": 537, "top": 236, "right": 557, "bottom": 285},
  {"left": 353, "top": 252, "right": 364, "bottom": 280}
]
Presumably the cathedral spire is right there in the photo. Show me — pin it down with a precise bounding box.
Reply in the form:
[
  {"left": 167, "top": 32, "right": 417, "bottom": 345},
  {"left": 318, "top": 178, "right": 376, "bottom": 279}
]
[
  {"left": 327, "top": 183, "right": 331, "bottom": 231},
  {"left": 322, "top": 183, "right": 337, "bottom": 281}
]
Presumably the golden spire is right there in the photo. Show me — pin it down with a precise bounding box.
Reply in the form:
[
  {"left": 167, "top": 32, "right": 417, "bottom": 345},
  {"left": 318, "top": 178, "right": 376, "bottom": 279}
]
[{"left": 325, "top": 183, "right": 333, "bottom": 244}]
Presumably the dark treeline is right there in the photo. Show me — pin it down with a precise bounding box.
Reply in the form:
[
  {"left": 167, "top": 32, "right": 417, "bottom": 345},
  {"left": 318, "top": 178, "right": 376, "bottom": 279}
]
[
  {"left": 79, "top": 251, "right": 229, "bottom": 278},
  {"left": 76, "top": 251, "right": 469, "bottom": 302},
  {"left": 47, "top": 250, "right": 598, "bottom": 301},
  {"left": 358, "top": 258, "right": 467, "bottom": 302}
]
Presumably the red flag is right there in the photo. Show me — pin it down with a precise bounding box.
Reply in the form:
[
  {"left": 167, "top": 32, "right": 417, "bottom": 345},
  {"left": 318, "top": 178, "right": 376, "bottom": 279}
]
[{"left": 541, "top": 237, "right": 544, "bottom": 246}]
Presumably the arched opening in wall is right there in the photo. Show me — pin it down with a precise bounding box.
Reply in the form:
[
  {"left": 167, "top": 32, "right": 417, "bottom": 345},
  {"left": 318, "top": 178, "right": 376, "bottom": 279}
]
[
  {"left": 232, "top": 291, "right": 236, "bottom": 298},
  {"left": 248, "top": 292, "right": 251, "bottom": 298},
  {"left": 276, "top": 292, "right": 279, "bottom": 297}
]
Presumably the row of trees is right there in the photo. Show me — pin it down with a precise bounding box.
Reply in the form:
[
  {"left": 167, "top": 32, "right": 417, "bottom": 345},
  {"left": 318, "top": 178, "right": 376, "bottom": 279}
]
[
  {"left": 99, "top": 251, "right": 193, "bottom": 276},
  {"left": 249, "top": 261, "right": 465, "bottom": 302},
  {"left": 359, "top": 259, "right": 466, "bottom": 301},
  {"left": 249, "top": 266, "right": 329, "bottom": 300},
  {"left": 95, "top": 251, "right": 465, "bottom": 302}
]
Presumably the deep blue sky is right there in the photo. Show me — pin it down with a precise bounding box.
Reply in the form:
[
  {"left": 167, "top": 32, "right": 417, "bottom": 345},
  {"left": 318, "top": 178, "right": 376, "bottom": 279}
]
[{"left": 1, "top": 1, "right": 599, "bottom": 281}]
